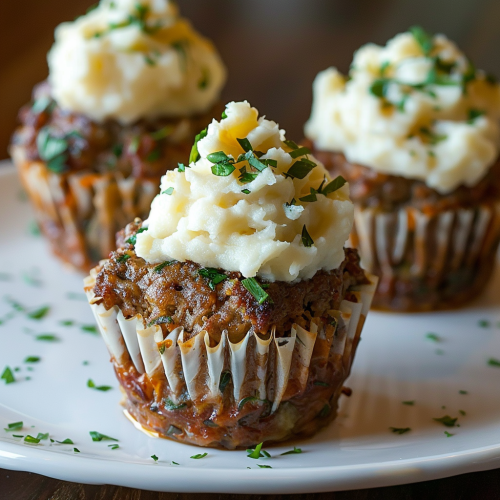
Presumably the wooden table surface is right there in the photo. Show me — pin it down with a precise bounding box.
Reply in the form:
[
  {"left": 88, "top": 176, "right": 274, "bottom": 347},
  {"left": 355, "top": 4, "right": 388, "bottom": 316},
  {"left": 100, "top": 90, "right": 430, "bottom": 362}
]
[
  {"left": 3, "top": 0, "right": 500, "bottom": 498},
  {"left": 2, "top": 466, "right": 500, "bottom": 499}
]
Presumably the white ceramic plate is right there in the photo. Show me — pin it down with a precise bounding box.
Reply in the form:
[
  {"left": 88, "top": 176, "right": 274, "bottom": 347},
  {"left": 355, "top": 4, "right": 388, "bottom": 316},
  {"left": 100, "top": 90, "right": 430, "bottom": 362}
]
[{"left": 1, "top": 162, "right": 500, "bottom": 494}]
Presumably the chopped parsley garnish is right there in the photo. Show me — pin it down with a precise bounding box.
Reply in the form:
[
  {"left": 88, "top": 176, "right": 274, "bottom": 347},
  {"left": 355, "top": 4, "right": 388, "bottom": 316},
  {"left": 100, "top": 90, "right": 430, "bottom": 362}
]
[
  {"left": 164, "top": 399, "right": 187, "bottom": 411},
  {"left": 87, "top": 379, "right": 112, "bottom": 392},
  {"left": 237, "top": 138, "right": 253, "bottom": 152},
  {"left": 402, "top": 401, "right": 415, "bottom": 406},
  {"left": 410, "top": 25, "right": 434, "bottom": 56},
  {"left": 147, "top": 149, "right": 161, "bottom": 162},
  {"left": 444, "top": 431, "right": 454, "bottom": 438},
  {"left": 36, "top": 127, "right": 70, "bottom": 173},
  {"left": 162, "top": 187, "right": 174, "bottom": 195},
  {"left": 488, "top": 358, "right": 500, "bottom": 367},
  {"left": 221, "top": 110, "right": 228, "bottom": 119},
  {"left": 285, "top": 159, "right": 317, "bottom": 179},
  {"left": 459, "top": 390, "right": 468, "bottom": 395},
  {"left": 150, "top": 126, "right": 173, "bottom": 141},
  {"left": 1, "top": 367, "right": 15, "bottom": 384},
  {"left": 89, "top": 431, "right": 118, "bottom": 442},
  {"left": 241, "top": 189, "right": 251, "bottom": 195},
  {"left": 468, "top": 109, "right": 485, "bottom": 123},
  {"left": 147, "top": 316, "right": 172, "bottom": 328},
  {"left": 284, "top": 140, "right": 300, "bottom": 150},
  {"left": 4, "top": 421, "right": 23, "bottom": 432},
  {"left": 151, "top": 454, "right": 159, "bottom": 462},
  {"left": 390, "top": 427, "right": 411, "bottom": 435},
  {"left": 108, "top": 444, "right": 119, "bottom": 449},
  {"left": 189, "top": 128, "right": 208, "bottom": 164},
  {"left": 426, "top": 332, "right": 442, "bottom": 342},
  {"left": 35, "top": 334, "right": 59, "bottom": 342},
  {"left": 280, "top": 447, "right": 302, "bottom": 455},
  {"left": 433, "top": 415, "right": 458, "bottom": 427},
  {"left": 74, "top": 448, "right": 80, "bottom": 453},
  {"left": 321, "top": 176, "right": 347, "bottom": 196},
  {"left": 60, "top": 320, "right": 74, "bottom": 326},
  {"left": 313, "top": 381, "right": 330, "bottom": 387},
  {"left": 177, "top": 163, "right": 189, "bottom": 172},
  {"left": 219, "top": 371, "right": 231, "bottom": 393},
  {"left": 288, "top": 146, "right": 311, "bottom": 159},
  {"left": 239, "top": 171, "right": 258, "bottom": 184},
  {"left": 32, "top": 96, "right": 54, "bottom": 115},
  {"left": 28, "top": 306, "right": 50, "bottom": 320},
  {"left": 241, "top": 278, "right": 270, "bottom": 305},
  {"left": 190, "top": 453, "right": 208, "bottom": 459},
  {"left": 257, "top": 464, "right": 272, "bottom": 468},
  {"left": 203, "top": 420, "right": 219, "bottom": 428},
  {"left": 419, "top": 127, "right": 447, "bottom": 145},
  {"left": 211, "top": 162, "right": 236, "bottom": 176},
  {"left": 199, "top": 268, "right": 228, "bottom": 290},
  {"left": 153, "top": 260, "right": 175, "bottom": 273},
  {"left": 199, "top": 67, "right": 210, "bottom": 89},
  {"left": 57, "top": 439, "right": 74, "bottom": 444},
  {"left": 166, "top": 425, "right": 183, "bottom": 436},
  {"left": 247, "top": 442, "right": 266, "bottom": 459},
  {"left": 459, "top": 410, "right": 466, "bottom": 416},
  {"left": 116, "top": 254, "right": 130, "bottom": 264},
  {"left": 81, "top": 325, "right": 98, "bottom": 335},
  {"left": 478, "top": 319, "right": 490, "bottom": 328},
  {"left": 238, "top": 396, "right": 262, "bottom": 411},
  {"left": 24, "top": 435, "right": 40, "bottom": 444},
  {"left": 301, "top": 225, "right": 314, "bottom": 247},
  {"left": 36, "top": 432, "right": 49, "bottom": 440},
  {"left": 299, "top": 188, "right": 318, "bottom": 203},
  {"left": 172, "top": 461, "right": 180, "bottom": 465}
]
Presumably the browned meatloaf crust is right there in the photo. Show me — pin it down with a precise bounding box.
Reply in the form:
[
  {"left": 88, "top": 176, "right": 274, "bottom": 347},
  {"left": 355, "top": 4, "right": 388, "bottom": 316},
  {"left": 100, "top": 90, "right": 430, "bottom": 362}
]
[
  {"left": 304, "top": 139, "right": 500, "bottom": 212},
  {"left": 95, "top": 220, "right": 369, "bottom": 344},
  {"left": 91, "top": 221, "right": 370, "bottom": 448},
  {"left": 305, "top": 140, "right": 500, "bottom": 311},
  {"left": 12, "top": 81, "right": 220, "bottom": 179}
]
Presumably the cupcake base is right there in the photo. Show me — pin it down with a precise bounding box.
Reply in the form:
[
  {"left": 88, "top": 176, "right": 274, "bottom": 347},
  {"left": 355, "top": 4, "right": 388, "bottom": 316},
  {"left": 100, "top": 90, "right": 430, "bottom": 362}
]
[{"left": 84, "top": 246, "right": 377, "bottom": 449}]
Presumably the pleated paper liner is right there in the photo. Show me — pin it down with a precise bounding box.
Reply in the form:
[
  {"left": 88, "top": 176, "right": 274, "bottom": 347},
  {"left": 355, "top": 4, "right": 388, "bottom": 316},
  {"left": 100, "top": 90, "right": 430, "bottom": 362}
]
[
  {"left": 350, "top": 202, "right": 500, "bottom": 311},
  {"left": 84, "top": 264, "right": 378, "bottom": 448},
  {"left": 11, "top": 145, "right": 159, "bottom": 272}
]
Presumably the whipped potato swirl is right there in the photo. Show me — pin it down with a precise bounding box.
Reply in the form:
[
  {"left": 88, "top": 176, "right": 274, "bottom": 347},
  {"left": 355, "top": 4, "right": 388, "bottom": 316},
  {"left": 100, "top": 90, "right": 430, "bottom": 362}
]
[
  {"left": 136, "top": 101, "right": 353, "bottom": 282},
  {"left": 305, "top": 28, "right": 500, "bottom": 194},
  {"left": 48, "top": 0, "right": 226, "bottom": 123}
]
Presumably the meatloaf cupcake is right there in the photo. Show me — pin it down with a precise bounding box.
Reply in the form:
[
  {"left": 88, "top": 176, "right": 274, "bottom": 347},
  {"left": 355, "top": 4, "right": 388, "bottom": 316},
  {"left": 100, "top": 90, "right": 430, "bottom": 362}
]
[
  {"left": 10, "top": 0, "right": 226, "bottom": 271},
  {"left": 305, "top": 27, "right": 500, "bottom": 312},
  {"left": 84, "top": 101, "right": 377, "bottom": 449}
]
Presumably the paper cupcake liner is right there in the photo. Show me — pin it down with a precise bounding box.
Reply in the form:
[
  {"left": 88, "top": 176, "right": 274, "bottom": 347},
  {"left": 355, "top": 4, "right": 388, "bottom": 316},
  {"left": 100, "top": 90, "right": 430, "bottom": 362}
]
[
  {"left": 84, "top": 264, "right": 377, "bottom": 445},
  {"left": 350, "top": 202, "right": 500, "bottom": 311},
  {"left": 11, "top": 145, "right": 159, "bottom": 271}
]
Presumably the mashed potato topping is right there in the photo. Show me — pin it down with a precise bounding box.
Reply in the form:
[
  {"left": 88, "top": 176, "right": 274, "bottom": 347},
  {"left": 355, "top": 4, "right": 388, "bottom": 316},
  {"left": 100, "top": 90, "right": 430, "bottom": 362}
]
[
  {"left": 48, "top": 0, "right": 226, "bottom": 124},
  {"left": 135, "top": 101, "right": 353, "bottom": 282},
  {"left": 305, "top": 28, "right": 500, "bottom": 194}
]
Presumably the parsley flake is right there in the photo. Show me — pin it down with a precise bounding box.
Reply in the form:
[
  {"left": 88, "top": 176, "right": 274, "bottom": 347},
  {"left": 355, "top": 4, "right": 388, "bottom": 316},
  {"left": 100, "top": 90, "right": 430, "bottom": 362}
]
[
  {"left": 301, "top": 225, "right": 314, "bottom": 247},
  {"left": 237, "top": 138, "right": 253, "bottom": 152},
  {"left": 189, "top": 128, "right": 208, "bottom": 164},
  {"left": 444, "top": 431, "right": 454, "bottom": 437},
  {"left": 390, "top": 427, "right": 411, "bottom": 435},
  {"left": 426, "top": 332, "right": 442, "bottom": 342},
  {"left": 162, "top": 187, "right": 174, "bottom": 195},
  {"left": 35, "top": 334, "right": 59, "bottom": 342},
  {"left": 247, "top": 442, "right": 265, "bottom": 459},
  {"left": 241, "top": 278, "right": 270, "bottom": 305},
  {"left": 285, "top": 159, "right": 317, "bottom": 179},
  {"left": 488, "top": 358, "right": 500, "bottom": 367},
  {"left": 190, "top": 453, "right": 208, "bottom": 459},
  {"left": 4, "top": 421, "right": 23, "bottom": 432},
  {"left": 116, "top": 254, "right": 130, "bottom": 264},
  {"left": 87, "top": 379, "right": 112, "bottom": 392},
  {"left": 24, "top": 435, "right": 40, "bottom": 444},
  {"left": 164, "top": 399, "right": 187, "bottom": 411},
  {"left": 219, "top": 371, "right": 231, "bottom": 394},
  {"left": 89, "top": 431, "right": 118, "bottom": 442},
  {"left": 198, "top": 268, "right": 228, "bottom": 290},
  {"left": 402, "top": 401, "right": 415, "bottom": 406},
  {"left": 151, "top": 454, "right": 159, "bottom": 462},
  {"left": 257, "top": 464, "right": 272, "bottom": 468},
  {"left": 57, "top": 439, "right": 74, "bottom": 444},
  {"left": 147, "top": 316, "right": 172, "bottom": 328},
  {"left": 153, "top": 260, "right": 175, "bottom": 273},
  {"left": 433, "top": 415, "right": 458, "bottom": 427},
  {"left": 1, "top": 367, "right": 15, "bottom": 384},
  {"left": 28, "top": 306, "right": 50, "bottom": 320},
  {"left": 410, "top": 26, "right": 434, "bottom": 56},
  {"left": 321, "top": 176, "right": 346, "bottom": 196},
  {"left": 108, "top": 444, "right": 119, "bottom": 449},
  {"left": 459, "top": 390, "right": 468, "bottom": 395},
  {"left": 280, "top": 447, "right": 302, "bottom": 455},
  {"left": 126, "top": 227, "right": 147, "bottom": 246},
  {"left": 478, "top": 319, "right": 490, "bottom": 328}
]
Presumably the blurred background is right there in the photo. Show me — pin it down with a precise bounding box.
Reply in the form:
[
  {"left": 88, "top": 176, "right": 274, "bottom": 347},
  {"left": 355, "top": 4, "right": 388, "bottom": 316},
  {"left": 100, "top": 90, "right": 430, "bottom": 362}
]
[{"left": 1, "top": 0, "right": 500, "bottom": 159}]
